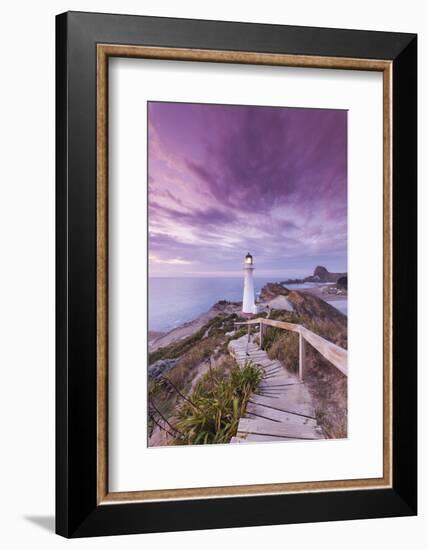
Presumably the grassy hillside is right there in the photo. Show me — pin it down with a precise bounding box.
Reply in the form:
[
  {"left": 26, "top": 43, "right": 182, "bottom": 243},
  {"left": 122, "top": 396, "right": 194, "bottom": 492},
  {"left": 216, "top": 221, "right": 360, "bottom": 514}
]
[{"left": 148, "top": 311, "right": 252, "bottom": 444}]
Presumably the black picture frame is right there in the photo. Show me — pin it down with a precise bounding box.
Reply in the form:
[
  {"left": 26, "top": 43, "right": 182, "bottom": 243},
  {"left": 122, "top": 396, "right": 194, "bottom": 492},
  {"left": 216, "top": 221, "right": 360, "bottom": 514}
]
[{"left": 56, "top": 11, "right": 417, "bottom": 538}]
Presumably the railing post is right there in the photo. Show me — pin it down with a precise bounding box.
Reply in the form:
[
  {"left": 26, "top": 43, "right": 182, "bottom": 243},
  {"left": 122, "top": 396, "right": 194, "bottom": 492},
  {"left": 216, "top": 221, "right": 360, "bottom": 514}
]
[
  {"left": 299, "top": 332, "right": 306, "bottom": 381},
  {"left": 259, "top": 322, "right": 264, "bottom": 349}
]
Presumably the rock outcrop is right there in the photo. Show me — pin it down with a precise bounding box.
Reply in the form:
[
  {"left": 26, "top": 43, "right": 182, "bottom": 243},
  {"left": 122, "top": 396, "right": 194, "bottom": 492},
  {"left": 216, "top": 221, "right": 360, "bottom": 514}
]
[
  {"left": 282, "top": 265, "right": 347, "bottom": 285},
  {"left": 148, "top": 358, "right": 178, "bottom": 380},
  {"left": 307, "top": 266, "right": 346, "bottom": 283}
]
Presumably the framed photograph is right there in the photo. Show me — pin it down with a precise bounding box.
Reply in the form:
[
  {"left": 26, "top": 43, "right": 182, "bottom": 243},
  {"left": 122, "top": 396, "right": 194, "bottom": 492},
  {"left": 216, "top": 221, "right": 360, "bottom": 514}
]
[{"left": 56, "top": 11, "right": 417, "bottom": 537}]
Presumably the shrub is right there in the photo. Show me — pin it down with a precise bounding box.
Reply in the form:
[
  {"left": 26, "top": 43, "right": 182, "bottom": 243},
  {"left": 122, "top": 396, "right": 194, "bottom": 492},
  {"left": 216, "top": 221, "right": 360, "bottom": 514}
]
[{"left": 174, "top": 361, "right": 262, "bottom": 445}]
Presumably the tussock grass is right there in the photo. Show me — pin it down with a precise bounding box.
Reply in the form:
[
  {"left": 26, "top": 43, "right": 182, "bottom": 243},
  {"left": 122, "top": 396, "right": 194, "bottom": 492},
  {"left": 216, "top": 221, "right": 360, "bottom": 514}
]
[
  {"left": 174, "top": 361, "right": 262, "bottom": 445},
  {"left": 168, "top": 336, "right": 219, "bottom": 390},
  {"left": 302, "top": 318, "right": 347, "bottom": 350},
  {"left": 264, "top": 328, "right": 299, "bottom": 373},
  {"left": 304, "top": 347, "right": 348, "bottom": 438}
]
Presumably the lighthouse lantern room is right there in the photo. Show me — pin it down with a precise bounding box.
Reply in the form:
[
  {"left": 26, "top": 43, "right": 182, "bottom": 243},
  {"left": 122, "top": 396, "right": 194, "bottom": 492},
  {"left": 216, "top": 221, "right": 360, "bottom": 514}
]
[{"left": 242, "top": 252, "right": 257, "bottom": 315}]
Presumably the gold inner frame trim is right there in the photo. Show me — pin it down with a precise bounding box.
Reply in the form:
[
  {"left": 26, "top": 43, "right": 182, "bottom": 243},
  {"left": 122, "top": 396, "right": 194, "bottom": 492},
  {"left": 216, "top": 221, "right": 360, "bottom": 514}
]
[{"left": 96, "top": 44, "right": 393, "bottom": 505}]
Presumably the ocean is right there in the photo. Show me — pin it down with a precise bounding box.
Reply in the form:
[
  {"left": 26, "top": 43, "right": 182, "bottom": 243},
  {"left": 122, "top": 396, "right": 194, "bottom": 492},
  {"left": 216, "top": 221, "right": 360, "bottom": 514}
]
[{"left": 149, "top": 277, "right": 347, "bottom": 332}]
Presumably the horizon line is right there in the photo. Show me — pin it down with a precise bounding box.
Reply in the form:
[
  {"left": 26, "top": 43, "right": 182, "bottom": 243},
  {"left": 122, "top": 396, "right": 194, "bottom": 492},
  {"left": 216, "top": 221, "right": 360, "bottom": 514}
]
[{"left": 148, "top": 273, "right": 347, "bottom": 279}]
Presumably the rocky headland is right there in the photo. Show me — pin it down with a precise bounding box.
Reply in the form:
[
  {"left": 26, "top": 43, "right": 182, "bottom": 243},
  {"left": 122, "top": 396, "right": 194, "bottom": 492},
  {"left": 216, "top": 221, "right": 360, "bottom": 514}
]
[{"left": 282, "top": 265, "right": 347, "bottom": 285}]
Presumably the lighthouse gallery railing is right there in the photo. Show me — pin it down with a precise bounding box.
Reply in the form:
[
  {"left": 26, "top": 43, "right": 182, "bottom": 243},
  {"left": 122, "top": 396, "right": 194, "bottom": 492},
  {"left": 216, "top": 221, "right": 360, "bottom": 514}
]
[{"left": 234, "top": 318, "right": 348, "bottom": 380}]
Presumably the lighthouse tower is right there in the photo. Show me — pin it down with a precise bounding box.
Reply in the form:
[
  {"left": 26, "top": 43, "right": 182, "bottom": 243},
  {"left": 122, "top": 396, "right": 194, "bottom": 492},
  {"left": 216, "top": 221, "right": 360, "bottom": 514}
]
[{"left": 242, "top": 253, "right": 257, "bottom": 315}]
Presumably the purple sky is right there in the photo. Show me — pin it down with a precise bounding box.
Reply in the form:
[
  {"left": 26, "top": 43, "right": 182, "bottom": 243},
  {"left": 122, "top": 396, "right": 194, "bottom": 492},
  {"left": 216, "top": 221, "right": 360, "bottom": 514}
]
[{"left": 148, "top": 102, "right": 347, "bottom": 278}]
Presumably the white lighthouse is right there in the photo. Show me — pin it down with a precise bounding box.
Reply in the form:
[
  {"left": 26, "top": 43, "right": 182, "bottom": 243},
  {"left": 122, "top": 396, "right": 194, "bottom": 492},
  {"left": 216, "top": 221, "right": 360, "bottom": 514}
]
[{"left": 242, "top": 252, "right": 257, "bottom": 315}]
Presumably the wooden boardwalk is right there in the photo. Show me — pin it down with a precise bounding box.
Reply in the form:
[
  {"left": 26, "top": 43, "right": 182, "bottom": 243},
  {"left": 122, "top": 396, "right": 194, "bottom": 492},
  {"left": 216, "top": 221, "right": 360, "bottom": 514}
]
[{"left": 228, "top": 335, "right": 325, "bottom": 443}]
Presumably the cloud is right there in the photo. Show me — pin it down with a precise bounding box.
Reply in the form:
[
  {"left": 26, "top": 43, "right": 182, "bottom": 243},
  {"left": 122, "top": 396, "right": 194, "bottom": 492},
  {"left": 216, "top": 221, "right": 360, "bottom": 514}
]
[
  {"left": 149, "top": 254, "right": 193, "bottom": 265},
  {"left": 147, "top": 102, "right": 347, "bottom": 276}
]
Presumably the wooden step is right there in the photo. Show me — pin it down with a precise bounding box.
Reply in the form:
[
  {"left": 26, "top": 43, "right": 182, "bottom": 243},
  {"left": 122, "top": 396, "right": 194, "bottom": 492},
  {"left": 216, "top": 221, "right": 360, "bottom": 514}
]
[
  {"left": 235, "top": 433, "right": 298, "bottom": 442},
  {"left": 260, "top": 360, "right": 282, "bottom": 368},
  {"left": 254, "top": 390, "right": 284, "bottom": 398},
  {"left": 230, "top": 437, "right": 246, "bottom": 444},
  {"left": 255, "top": 389, "right": 285, "bottom": 396},
  {"left": 259, "top": 380, "right": 301, "bottom": 387},
  {"left": 260, "top": 380, "right": 302, "bottom": 386},
  {"left": 250, "top": 394, "right": 316, "bottom": 418},
  {"left": 234, "top": 355, "right": 262, "bottom": 361},
  {"left": 263, "top": 369, "right": 292, "bottom": 377},
  {"left": 260, "top": 380, "right": 299, "bottom": 388},
  {"left": 238, "top": 418, "right": 324, "bottom": 440},
  {"left": 261, "top": 363, "right": 284, "bottom": 372},
  {"left": 246, "top": 402, "right": 317, "bottom": 425},
  {"left": 262, "top": 365, "right": 284, "bottom": 373},
  {"left": 262, "top": 368, "right": 283, "bottom": 377},
  {"left": 233, "top": 349, "right": 261, "bottom": 355},
  {"left": 256, "top": 385, "right": 289, "bottom": 392},
  {"left": 247, "top": 400, "right": 316, "bottom": 421}
]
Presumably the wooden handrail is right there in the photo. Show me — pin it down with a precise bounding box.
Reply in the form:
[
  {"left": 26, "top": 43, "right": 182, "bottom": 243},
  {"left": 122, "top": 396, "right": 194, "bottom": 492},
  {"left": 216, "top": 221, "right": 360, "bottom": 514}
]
[
  {"left": 234, "top": 318, "right": 347, "bottom": 378},
  {"left": 235, "top": 317, "right": 300, "bottom": 333},
  {"left": 299, "top": 326, "right": 348, "bottom": 376}
]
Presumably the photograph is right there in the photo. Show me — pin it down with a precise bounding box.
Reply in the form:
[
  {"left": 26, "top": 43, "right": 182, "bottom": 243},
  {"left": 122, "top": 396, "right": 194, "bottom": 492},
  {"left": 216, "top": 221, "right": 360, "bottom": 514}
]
[
  {"left": 147, "top": 101, "right": 348, "bottom": 447},
  {"left": 0, "top": 1, "right": 420, "bottom": 544}
]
